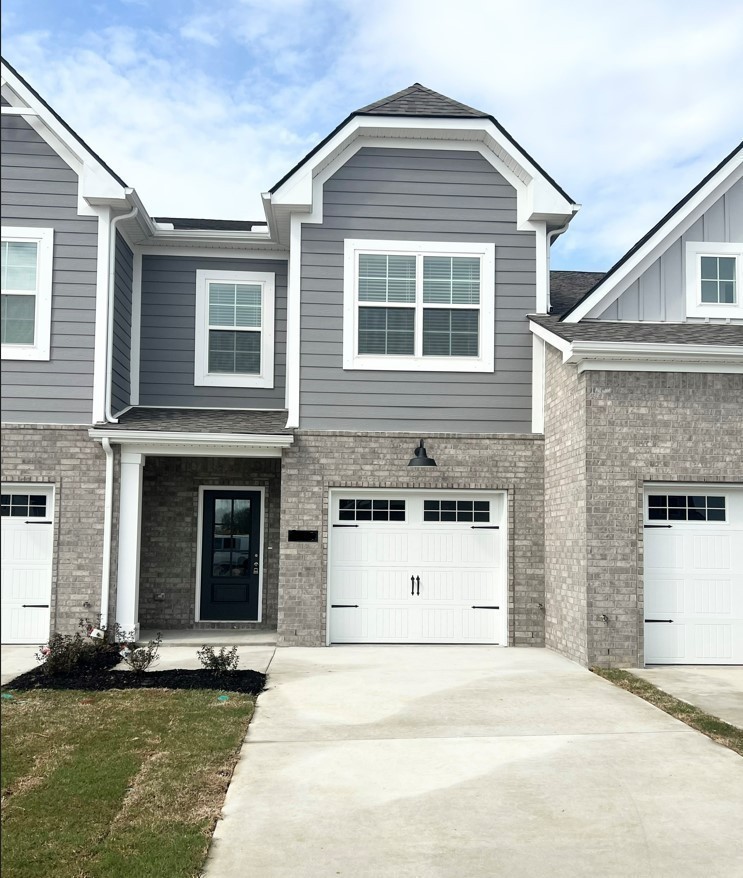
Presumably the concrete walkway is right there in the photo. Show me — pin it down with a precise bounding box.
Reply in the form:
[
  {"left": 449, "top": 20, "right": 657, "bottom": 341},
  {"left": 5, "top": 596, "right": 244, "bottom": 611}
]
[
  {"left": 0, "top": 646, "right": 39, "bottom": 685},
  {"left": 205, "top": 647, "right": 743, "bottom": 878},
  {"left": 628, "top": 665, "right": 743, "bottom": 728}
]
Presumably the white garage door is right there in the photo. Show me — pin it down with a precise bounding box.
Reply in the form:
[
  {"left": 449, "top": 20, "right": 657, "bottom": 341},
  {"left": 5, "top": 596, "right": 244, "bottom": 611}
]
[
  {"left": 328, "top": 490, "right": 507, "bottom": 644},
  {"left": 1, "top": 485, "right": 54, "bottom": 644},
  {"left": 644, "top": 485, "right": 743, "bottom": 665}
]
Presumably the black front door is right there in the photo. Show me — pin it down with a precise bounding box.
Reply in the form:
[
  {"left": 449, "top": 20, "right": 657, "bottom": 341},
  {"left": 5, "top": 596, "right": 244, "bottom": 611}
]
[{"left": 200, "top": 490, "right": 261, "bottom": 621}]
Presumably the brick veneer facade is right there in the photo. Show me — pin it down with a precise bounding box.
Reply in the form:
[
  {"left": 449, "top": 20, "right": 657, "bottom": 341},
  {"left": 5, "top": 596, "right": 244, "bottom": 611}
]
[
  {"left": 138, "top": 455, "right": 281, "bottom": 630},
  {"left": 544, "top": 347, "right": 743, "bottom": 667},
  {"left": 278, "top": 431, "right": 546, "bottom": 646},
  {"left": 1, "top": 425, "right": 109, "bottom": 636}
]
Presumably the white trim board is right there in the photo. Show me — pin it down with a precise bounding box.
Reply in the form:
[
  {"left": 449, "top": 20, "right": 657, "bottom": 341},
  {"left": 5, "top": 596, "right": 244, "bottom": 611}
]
[{"left": 194, "top": 485, "right": 266, "bottom": 624}]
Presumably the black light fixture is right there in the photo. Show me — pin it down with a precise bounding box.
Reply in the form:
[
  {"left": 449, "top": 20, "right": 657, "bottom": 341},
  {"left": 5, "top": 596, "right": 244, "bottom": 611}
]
[{"left": 408, "top": 439, "right": 436, "bottom": 467}]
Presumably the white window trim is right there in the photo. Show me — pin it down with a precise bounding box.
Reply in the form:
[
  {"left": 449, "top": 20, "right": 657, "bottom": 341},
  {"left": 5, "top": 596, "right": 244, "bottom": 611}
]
[
  {"left": 1, "top": 226, "right": 54, "bottom": 361},
  {"left": 685, "top": 241, "right": 743, "bottom": 319},
  {"left": 194, "top": 269, "right": 275, "bottom": 388},
  {"left": 343, "top": 239, "right": 495, "bottom": 372}
]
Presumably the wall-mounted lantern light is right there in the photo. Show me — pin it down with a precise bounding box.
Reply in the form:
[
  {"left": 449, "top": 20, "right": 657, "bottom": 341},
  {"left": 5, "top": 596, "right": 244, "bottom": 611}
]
[{"left": 408, "top": 439, "right": 436, "bottom": 467}]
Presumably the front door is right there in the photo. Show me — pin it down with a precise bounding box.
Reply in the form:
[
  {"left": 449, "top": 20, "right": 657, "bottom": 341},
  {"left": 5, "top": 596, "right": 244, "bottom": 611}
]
[{"left": 199, "top": 489, "right": 262, "bottom": 621}]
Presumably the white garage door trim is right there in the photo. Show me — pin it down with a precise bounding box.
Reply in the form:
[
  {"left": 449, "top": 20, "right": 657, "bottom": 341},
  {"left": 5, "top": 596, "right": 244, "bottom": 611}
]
[
  {"left": 1, "top": 483, "right": 55, "bottom": 644},
  {"left": 643, "top": 483, "right": 743, "bottom": 666},
  {"left": 326, "top": 488, "right": 508, "bottom": 645}
]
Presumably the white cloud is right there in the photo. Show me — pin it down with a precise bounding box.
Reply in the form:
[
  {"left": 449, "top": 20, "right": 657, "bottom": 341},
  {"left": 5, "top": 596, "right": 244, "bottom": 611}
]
[{"left": 2, "top": 0, "right": 742, "bottom": 268}]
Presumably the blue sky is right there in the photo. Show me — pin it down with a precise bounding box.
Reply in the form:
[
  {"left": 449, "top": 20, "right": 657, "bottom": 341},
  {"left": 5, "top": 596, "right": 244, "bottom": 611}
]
[{"left": 2, "top": 0, "right": 742, "bottom": 270}]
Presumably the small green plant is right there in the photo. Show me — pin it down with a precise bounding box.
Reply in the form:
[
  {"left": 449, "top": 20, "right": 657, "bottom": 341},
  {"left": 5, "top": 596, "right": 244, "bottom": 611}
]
[
  {"left": 120, "top": 633, "right": 162, "bottom": 673},
  {"left": 36, "top": 632, "right": 93, "bottom": 676},
  {"left": 197, "top": 645, "right": 240, "bottom": 674}
]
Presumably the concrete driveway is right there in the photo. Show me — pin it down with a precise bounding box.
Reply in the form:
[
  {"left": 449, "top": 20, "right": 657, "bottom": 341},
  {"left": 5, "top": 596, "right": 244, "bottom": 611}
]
[
  {"left": 1, "top": 646, "right": 39, "bottom": 685},
  {"left": 205, "top": 647, "right": 742, "bottom": 878}
]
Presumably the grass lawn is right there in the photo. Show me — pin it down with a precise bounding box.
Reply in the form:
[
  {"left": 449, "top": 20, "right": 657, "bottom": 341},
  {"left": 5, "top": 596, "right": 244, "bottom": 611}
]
[
  {"left": 592, "top": 668, "right": 743, "bottom": 756},
  {"left": 1, "top": 687, "right": 255, "bottom": 878}
]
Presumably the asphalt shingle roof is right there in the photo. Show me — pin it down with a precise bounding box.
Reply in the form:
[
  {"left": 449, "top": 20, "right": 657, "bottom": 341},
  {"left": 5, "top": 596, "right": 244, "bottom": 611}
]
[
  {"left": 355, "top": 83, "right": 488, "bottom": 118},
  {"left": 550, "top": 271, "right": 607, "bottom": 315},
  {"left": 530, "top": 315, "right": 743, "bottom": 346},
  {"left": 153, "top": 217, "right": 267, "bottom": 231},
  {"left": 101, "top": 408, "right": 291, "bottom": 434}
]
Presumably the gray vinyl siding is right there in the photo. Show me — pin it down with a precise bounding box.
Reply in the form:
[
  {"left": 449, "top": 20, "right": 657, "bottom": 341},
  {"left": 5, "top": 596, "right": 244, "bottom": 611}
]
[
  {"left": 138, "top": 256, "right": 287, "bottom": 408},
  {"left": 592, "top": 179, "right": 743, "bottom": 321},
  {"left": 1, "top": 112, "right": 98, "bottom": 424},
  {"left": 299, "top": 147, "right": 536, "bottom": 432},
  {"left": 111, "top": 232, "right": 133, "bottom": 414}
]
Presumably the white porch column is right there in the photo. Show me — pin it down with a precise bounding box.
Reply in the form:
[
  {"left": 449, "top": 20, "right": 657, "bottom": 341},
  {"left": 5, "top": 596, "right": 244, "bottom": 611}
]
[{"left": 116, "top": 451, "right": 145, "bottom": 639}]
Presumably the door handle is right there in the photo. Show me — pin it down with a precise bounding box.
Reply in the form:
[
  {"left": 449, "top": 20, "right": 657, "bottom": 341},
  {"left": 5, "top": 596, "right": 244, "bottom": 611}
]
[
  {"left": 645, "top": 619, "right": 674, "bottom": 623},
  {"left": 416, "top": 576, "right": 420, "bottom": 596},
  {"left": 411, "top": 575, "right": 415, "bottom": 596},
  {"left": 252, "top": 563, "right": 260, "bottom": 575}
]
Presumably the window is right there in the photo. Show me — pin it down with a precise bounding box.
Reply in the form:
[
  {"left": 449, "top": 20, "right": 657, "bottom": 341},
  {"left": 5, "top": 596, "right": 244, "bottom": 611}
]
[
  {"left": 647, "top": 495, "right": 726, "bottom": 522},
  {"left": 424, "top": 499, "right": 490, "bottom": 522},
  {"left": 194, "top": 269, "right": 275, "bottom": 388},
  {"left": 338, "top": 498, "right": 406, "bottom": 521},
  {"left": 1, "top": 227, "right": 54, "bottom": 361},
  {"left": 343, "top": 240, "right": 495, "bottom": 372},
  {"left": 0, "top": 493, "right": 48, "bottom": 518},
  {"left": 685, "top": 241, "right": 743, "bottom": 319}
]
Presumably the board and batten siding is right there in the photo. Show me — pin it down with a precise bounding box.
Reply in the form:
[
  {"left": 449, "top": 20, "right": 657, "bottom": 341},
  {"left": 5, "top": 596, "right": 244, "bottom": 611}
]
[
  {"left": 138, "top": 255, "right": 287, "bottom": 408},
  {"left": 591, "top": 180, "right": 743, "bottom": 322},
  {"left": 111, "top": 231, "right": 133, "bottom": 414},
  {"left": 299, "top": 147, "right": 537, "bottom": 432},
  {"left": 1, "top": 110, "right": 99, "bottom": 424}
]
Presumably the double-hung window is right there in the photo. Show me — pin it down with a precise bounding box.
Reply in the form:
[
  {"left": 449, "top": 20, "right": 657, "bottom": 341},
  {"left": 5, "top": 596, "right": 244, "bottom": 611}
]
[
  {"left": 343, "top": 240, "right": 495, "bottom": 372},
  {"left": 685, "top": 241, "right": 743, "bottom": 319},
  {"left": 1, "top": 226, "right": 54, "bottom": 361},
  {"left": 194, "top": 269, "right": 275, "bottom": 388}
]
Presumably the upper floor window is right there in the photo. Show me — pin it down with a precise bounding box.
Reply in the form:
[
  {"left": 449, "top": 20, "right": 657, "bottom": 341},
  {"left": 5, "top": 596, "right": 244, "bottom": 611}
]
[
  {"left": 343, "top": 240, "right": 495, "bottom": 372},
  {"left": 194, "top": 269, "right": 275, "bottom": 388},
  {"left": 685, "top": 241, "right": 742, "bottom": 319},
  {"left": 1, "top": 227, "right": 54, "bottom": 361}
]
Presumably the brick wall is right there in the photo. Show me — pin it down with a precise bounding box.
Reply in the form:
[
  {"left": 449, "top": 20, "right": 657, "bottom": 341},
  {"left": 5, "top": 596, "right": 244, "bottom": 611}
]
[
  {"left": 278, "top": 431, "right": 545, "bottom": 646},
  {"left": 543, "top": 347, "right": 588, "bottom": 665},
  {"left": 1, "top": 425, "right": 107, "bottom": 636},
  {"left": 584, "top": 369, "right": 743, "bottom": 667},
  {"left": 138, "top": 456, "right": 281, "bottom": 630},
  {"left": 543, "top": 356, "right": 743, "bottom": 668}
]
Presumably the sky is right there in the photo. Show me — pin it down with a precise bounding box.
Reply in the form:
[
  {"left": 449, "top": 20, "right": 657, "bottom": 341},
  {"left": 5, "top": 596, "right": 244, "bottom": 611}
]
[{"left": 2, "top": 0, "right": 742, "bottom": 270}]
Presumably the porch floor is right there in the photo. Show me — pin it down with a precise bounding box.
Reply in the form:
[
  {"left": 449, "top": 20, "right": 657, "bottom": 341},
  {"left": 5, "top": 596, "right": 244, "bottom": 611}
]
[{"left": 139, "top": 629, "right": 277, "bottom": 647}]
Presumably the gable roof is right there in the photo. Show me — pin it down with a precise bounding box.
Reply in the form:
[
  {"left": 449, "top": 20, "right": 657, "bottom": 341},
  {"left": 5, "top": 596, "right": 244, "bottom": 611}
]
[
  {"left": 561, "top": 139, "right": 743, "bottom": 322},
  {"left": 355, "top": 83, "right": 488, "bottom": 118},
  {"left": 269, "top": 82, "right": 575, "bottom": 206},
  {"left": 1, "top": 55, "right": 128, "bottom": 188},
  {"left": 550, "top": 271, "right": 606, "bottom": 315}
]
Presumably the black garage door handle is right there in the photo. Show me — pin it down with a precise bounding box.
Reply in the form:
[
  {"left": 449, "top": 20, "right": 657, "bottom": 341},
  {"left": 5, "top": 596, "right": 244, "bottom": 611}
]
[
  {"left": 22, "top": 604, "right": 49, "bottom": 608},
  {"left": 645, "top": 619, "right": 673, "bottom": 623}
]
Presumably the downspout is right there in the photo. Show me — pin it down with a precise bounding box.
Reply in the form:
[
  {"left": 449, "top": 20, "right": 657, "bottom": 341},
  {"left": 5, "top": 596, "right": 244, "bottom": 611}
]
[
  {"left": 546, "top": 218, "right": 573, "bottom": 314},
  {"left": 105, "top": 204, "right": 139, "bottom": 423},
  {"left": 100, "top": 438, "right": 114, "bottom": 631}
]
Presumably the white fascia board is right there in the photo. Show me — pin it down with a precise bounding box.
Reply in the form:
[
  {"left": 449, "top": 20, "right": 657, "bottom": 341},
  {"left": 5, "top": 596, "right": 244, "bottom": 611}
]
[
  {"left": 565, "top": 154, "right": 743, "bottom": 323},
  {"left": 136, "top": 245, "right": 288, "bottom": 260},
  {"left": 89, "top": 429, "right": 293, "bottom": 445},
  {"left": 270, "top": 116, "right": 575, "bottom": 224},
  {"left": 528, "top": 320, "right": 572, "bottom": 355},
  {"left": 1, "top": 63, "right": 128, "bottom": 210}
]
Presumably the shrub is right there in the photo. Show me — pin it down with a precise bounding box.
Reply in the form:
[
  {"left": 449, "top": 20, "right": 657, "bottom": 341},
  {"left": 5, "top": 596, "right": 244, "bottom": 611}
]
[
  {"left": 196, "top": 645, "right": 240, "bottom": 674},
  {"left": 36, "top": 632, "right": 93, "bottom": 676},
  {"left": 119, "top": 633, "right": 162, "bottom": 673}
]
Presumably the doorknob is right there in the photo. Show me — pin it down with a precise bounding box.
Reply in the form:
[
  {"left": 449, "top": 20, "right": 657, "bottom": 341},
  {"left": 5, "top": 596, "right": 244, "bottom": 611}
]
[{"left": 252, "top": 562, "right": 260, "bottom": 575}]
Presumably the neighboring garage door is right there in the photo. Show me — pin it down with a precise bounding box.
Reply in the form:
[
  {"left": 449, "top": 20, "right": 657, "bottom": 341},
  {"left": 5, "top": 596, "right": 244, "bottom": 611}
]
[
  {"left": 328, "top": 490, "right": 506, "bottom": 644},
  {"left": 644, "top": 485, "right": 743, "bottom": 665},
  {"left": 1, "top": 485, "right": 54, "bottom": 644}
]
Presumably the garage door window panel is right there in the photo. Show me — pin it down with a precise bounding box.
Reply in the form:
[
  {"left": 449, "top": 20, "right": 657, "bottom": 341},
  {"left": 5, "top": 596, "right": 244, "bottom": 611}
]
[
  {"left": 647, "top": 494, "right": 726, "bottom": 522},
  {"left": 338, "top": 498, "right": 406, "bottom": 522},
  {"left": 424, "top": 499, "right": 490, "bottom": 522}
]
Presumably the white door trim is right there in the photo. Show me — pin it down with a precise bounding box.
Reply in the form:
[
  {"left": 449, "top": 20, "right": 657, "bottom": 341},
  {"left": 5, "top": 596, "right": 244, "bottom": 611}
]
[
  {"left": 195, "top": 485, "right": 265, "bottom": 623},
  {"left": 326, "top": 487, "right": 508, "bottom": 645}
]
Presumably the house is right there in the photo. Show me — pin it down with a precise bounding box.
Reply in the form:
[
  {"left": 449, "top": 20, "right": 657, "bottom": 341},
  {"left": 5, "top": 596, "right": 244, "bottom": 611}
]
[{"left": 1, "top": 58, "right": 741, "bottom": 667}]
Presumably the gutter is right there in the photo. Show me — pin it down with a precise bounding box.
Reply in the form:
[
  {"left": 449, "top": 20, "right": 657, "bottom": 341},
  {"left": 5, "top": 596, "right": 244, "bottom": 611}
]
[
  {"left": 105, "top": 203, "right": 139, "bottom": 423},
  {"left": 99, "top": 438, "right": 115, "bottom": 629}
]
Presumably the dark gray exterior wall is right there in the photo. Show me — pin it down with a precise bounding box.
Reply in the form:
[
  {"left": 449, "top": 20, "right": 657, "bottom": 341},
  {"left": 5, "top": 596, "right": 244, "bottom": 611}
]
[
  {"left": 592, "top": 180, "right": 743, "bottom": 322},
  {"left": 1, "top": 112, "right": 99, "bottom": 424},
  {"left": 543, "top": 348, "right": 743, "bottom": 668},
  {"left": 111, "top": 232, "right": 133, "bottom": 414},
  {"left": 138, "top": 455, "right": 281, "bottom": 630},
  {"left": 278, "top": 431, "right": 545, "bottom": 646},
  {"left": 299, "top": 147, "right": 536, "bottom": 432},
  {"left": 138, "top": 255, "right": 287, "bottom": 409}
]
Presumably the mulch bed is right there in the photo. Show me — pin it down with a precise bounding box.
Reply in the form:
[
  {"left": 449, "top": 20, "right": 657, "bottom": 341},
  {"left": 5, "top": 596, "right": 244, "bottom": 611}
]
[{"left": 3, "top": 650, "right": 266, "bottom": 694}]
